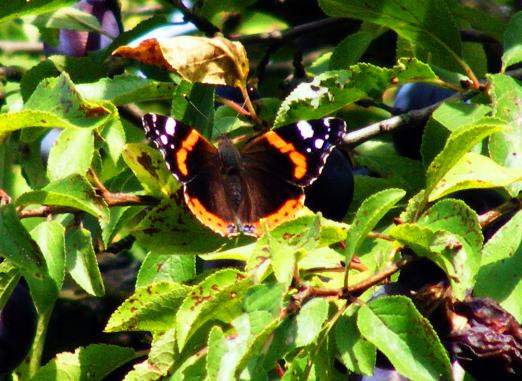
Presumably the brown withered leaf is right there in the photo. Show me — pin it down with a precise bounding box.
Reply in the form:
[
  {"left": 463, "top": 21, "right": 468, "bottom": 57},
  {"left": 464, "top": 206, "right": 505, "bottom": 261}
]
[{"left": 112, "top": 36, "right": 249, "bottom": 88}]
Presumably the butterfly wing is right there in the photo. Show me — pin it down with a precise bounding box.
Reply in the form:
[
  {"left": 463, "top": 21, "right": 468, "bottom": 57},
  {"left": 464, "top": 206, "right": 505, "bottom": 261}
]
[
  {"left": 241, "top": 118, "right": 347, "bottom": 186},
  {"left": 142, "top": 113, "right": 217, "bottom": 183},
  {"left": 142, "top": 113, "right": 237, "bottom": 236},
  {"left": 237, "top": 167, "right": 304, "bottom": 236}
]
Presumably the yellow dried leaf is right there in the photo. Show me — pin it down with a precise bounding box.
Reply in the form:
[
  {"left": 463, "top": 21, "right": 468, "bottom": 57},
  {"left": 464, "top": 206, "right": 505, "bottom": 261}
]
[{"left": 113, "top": 36, "right": 249, "bottom": 88}]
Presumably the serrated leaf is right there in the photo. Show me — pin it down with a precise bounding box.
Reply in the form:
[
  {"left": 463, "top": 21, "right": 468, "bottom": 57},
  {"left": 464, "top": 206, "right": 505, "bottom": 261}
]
[
  {"left": 357, "top": 296, "right": 452, "bottom": 381},
  {"left": 107, "top": 282, "right": 189, "bottom": 333},
  {"left": 136, "top": 253, "right": 195, "bottom": 288},
  {"left": 475, "top": 210, "right": 522, "bottom": 321},
  {"left": 418, "top": 199, "right": 482, "bottom": 254},
  {"left": 25, "top": 72, "right": 111, "bottom": 129},
  {"left": 176, "top": 269, "right": 251, "bottom": 350},
  {"left": 256, "top": 231, "right": 295, "bottom": 287},
  {"left": 319, "top": 0, "right": 463, "bottom": 73},
  {"left": 124, "top": 329, "right": 177, "bottom": 381},
  {"left": 16, "top": 174, "right": 109, "bottom": 220},
  {"left": 47, "top": 128, "right": 94, "bottom": 181},
  {"left": 425, "top": 119, "right": 504, "bottom": 201},
  {"left": 113, "top": 36, "right": 249, "bottom": 88},
  {"left": 502, "top": 11, "right": 522, "bottom": 71},
  {"left": 207, "top": 311, "right": 277, "bottom": 381},
  {"left": 77, "top": 75, "right": 175, "bottom": 105},
  {"left": 488, "top": 74, "right": 522, "bottom": 196},
  {"left": 335, "top": 307, "right": 376, "bottom": 375},
  {"left": 389, "top": 223, "right": 479, "bottom": 299},
  {"left": 65, "top": 226, "right": 104, "bottom": 296},
  {"left": 344, "top": 188, "right": 405, "bottom": 271},
  {"left": 123, "top": 143, "right": 180, "bottom": 198},
  {"left": 294, "top": 298, "right": 329, "bottom": 347},
  {"left": 31, "top": 344, "right": 137, "bottom": 381},
  {"left": 430, "top": 152, "right": 522, "bottom": 200},
  {"left": 275, "top": 59, "right": 437, "bottom": 127}
]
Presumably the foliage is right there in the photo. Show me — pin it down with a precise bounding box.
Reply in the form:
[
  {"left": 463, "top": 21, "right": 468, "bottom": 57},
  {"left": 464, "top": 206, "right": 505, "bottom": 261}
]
[{"left": 0, "top": 0, "right": 521, "bottom": 380}]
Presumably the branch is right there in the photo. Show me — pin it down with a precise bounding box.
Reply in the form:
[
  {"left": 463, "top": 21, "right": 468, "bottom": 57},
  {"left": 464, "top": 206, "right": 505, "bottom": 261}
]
[
  {"left": 478, "top": 194, "right": 522, "bottom": 228},
  {"left": 169, "top": 0, "right": 220, "bottom": 37},
  {"left": 342, "top": 90, "right": 476, "bottom": 147},
  {"left": 0, "top": 40, "right": 43, "bottom": 53},
  {"left": 235, "top": 17, "right": 348, "bottom": 45}
]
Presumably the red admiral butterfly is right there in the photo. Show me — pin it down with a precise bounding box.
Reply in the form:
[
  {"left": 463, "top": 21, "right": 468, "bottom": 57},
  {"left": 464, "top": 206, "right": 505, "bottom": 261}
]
[{"left": 142, "top": 114, "right": 347, "bottom": 237}]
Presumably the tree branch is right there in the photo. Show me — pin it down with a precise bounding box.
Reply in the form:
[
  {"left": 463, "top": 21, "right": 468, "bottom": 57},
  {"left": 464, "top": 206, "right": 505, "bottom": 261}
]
[{"left": 169, "top": 0, "right": 220, "bottom": 37}]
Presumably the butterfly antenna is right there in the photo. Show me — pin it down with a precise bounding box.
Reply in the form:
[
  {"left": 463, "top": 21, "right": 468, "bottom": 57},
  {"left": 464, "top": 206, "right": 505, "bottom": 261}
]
[{"left": 184, "top": 95, "right": 211, "bottom": 123}]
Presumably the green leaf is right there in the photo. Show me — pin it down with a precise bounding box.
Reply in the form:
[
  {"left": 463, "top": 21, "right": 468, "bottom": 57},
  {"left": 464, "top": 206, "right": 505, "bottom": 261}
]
[
  {"left": 100, "top": 117, "right": 126, "bottom": 166},
  {"left": 320, "top": 0, "right": 463, "bottom": 73},
  {"left": 0, "top": 0, "right": 76, "bottom": 24},
  {"left": 172, "top": 81, "right": 215, "bottom": 138},
  {"left": 255, "top": 231, "right": 295, "bottom": 287},
  {"left": 200, "top": 0, "right": 257, "bottom": 18},
  {"left": 488, "top": 74, "right": 522, "bottom": 196},
  {"left": 430, "top": 152, "right": 522, "bottom": 200},
  {"left": 389, "top": 223, "right": 478, "bottom": 299},
  {"left": 16, "top": 174, "right": 109, "bottom": 220},
  {"left": 33, "top": 6, "right": 101, "bottom": 32},
  {"left": 125, "top": 329, "right": 177, "bottom": 381},
  {"left": 0, "top": 204, "right": 46, "bottom": 280},
  {"left": 502, "top": 11, "right": 522, "bottom": 71},
  {"left": 29, "top": 221, "right": 65, "bottom": 308},
  {"left": 354, "top": 140, "right": 426, "bottom": 191},
  {"left": 243, "top": 282, "right": 285, "bottom": 316},
  {"left": 176, "top": 269, "right": 252, "bottom": 350},
  {"left": 207, "top": 311, "right": 278, "bottom": 380},
  {"left": 357, "top": 296, "right": 452, "bottom": 381},
  {"left": 421, "top": 101, "right": 492, "bottom": 167},
  {"left": 417, "top": 199, "right": 482, "bottom": 254},
  {"left": 123, "top": 143, "right": 180, "bottom": 198},
  {"left": 344, "top": 188, "right": 405, "bottom": 270},
  {"left": 274, "top": 70, "right": 365, "bottom": 127},
  {"left": 475, "top": 210, "right": 522, "bottom": 321},
  {"left": 31, "top": 344, "right": 137, "bottom": 381},
  {"left": 106, "top": 282, "right": 189, "bottom": 333},
  {"left": 275, "top": 59, "right": 437, "bottom": 127},
  {"left": 136, "top": 253, "right": 195, "bottom": 288},
  {"left": 329, "top": 31, "right": 373, "bottom": 70},
  {"left": 76, "top": 75, "right": 176, "bottom": 105},
  {"left": 132, "top": 199, "right": 226, "bottom": 255},
  {"left": 0, "top": 261, "right": 20, "bottom": 311},
  {"left": 294, "top": 298, "right": 329, "bottom": 347},
  {"left": 65, "top": 226, "right": 104, "bottom": 296},
  {"left": 425, "top": 119, "right": 504, "bottom": 201},
  {"left": 335, "top": 307, "right": 376, "bottom": 375},
  {"left": 47, "top": 128, "right": 94, "bottom": 181},
  {"left": 26, "top": 72, "right": 111, "bottom": 129}
]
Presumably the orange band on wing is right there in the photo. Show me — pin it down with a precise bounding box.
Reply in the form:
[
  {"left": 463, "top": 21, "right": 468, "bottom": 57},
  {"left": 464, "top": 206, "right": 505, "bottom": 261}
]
[
  {"left": 247, "top": 195, "right": 305, "bottom": 236},
  {"left": 185, "top": 193, "right": 236, "bottom": 237},
  {"left": 176, "top": 130, "right": 200, "bottom": 176},
  {"left": 265, "top": 131, "right": 307, "bottom": 179}
]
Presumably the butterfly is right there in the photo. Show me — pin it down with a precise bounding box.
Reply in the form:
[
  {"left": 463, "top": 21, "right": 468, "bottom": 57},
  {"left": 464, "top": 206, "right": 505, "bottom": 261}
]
[{"left": 142, "top": 114, "right": 347, "bottom": 237}]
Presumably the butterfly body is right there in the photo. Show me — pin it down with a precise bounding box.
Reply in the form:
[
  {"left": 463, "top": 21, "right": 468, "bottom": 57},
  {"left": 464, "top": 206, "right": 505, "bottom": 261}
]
[{"left": 142, "top": 114, "right": 347, "bottom": 237}]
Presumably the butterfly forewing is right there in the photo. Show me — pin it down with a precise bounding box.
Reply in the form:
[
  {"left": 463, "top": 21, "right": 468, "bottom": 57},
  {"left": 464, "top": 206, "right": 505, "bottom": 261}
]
[
  {"left": 142, "top": 114, "right": 217, "bottom": 183},
  {"left": 241, "top": 118, "right": 347, "bottom": 186}
]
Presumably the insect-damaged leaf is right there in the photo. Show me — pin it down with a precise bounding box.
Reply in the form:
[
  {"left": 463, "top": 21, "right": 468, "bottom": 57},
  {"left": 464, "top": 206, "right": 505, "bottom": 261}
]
[{"left": 112, "top": 36, "right": 249, "bottom": 88}]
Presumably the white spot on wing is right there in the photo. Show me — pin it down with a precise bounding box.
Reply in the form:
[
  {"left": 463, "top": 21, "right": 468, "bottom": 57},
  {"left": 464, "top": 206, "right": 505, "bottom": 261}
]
[
  {"left": 165, "top": 118, "right": 176, "bottom": 135},
  {"left": 297, "top": 121, "right": 314, "bottom": 138},
  {"left": 314, "top": 139, "right": 324, "bottom": 149},
  {"left": 160, "top": 134, "right": 168, "bottom": 145}
]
